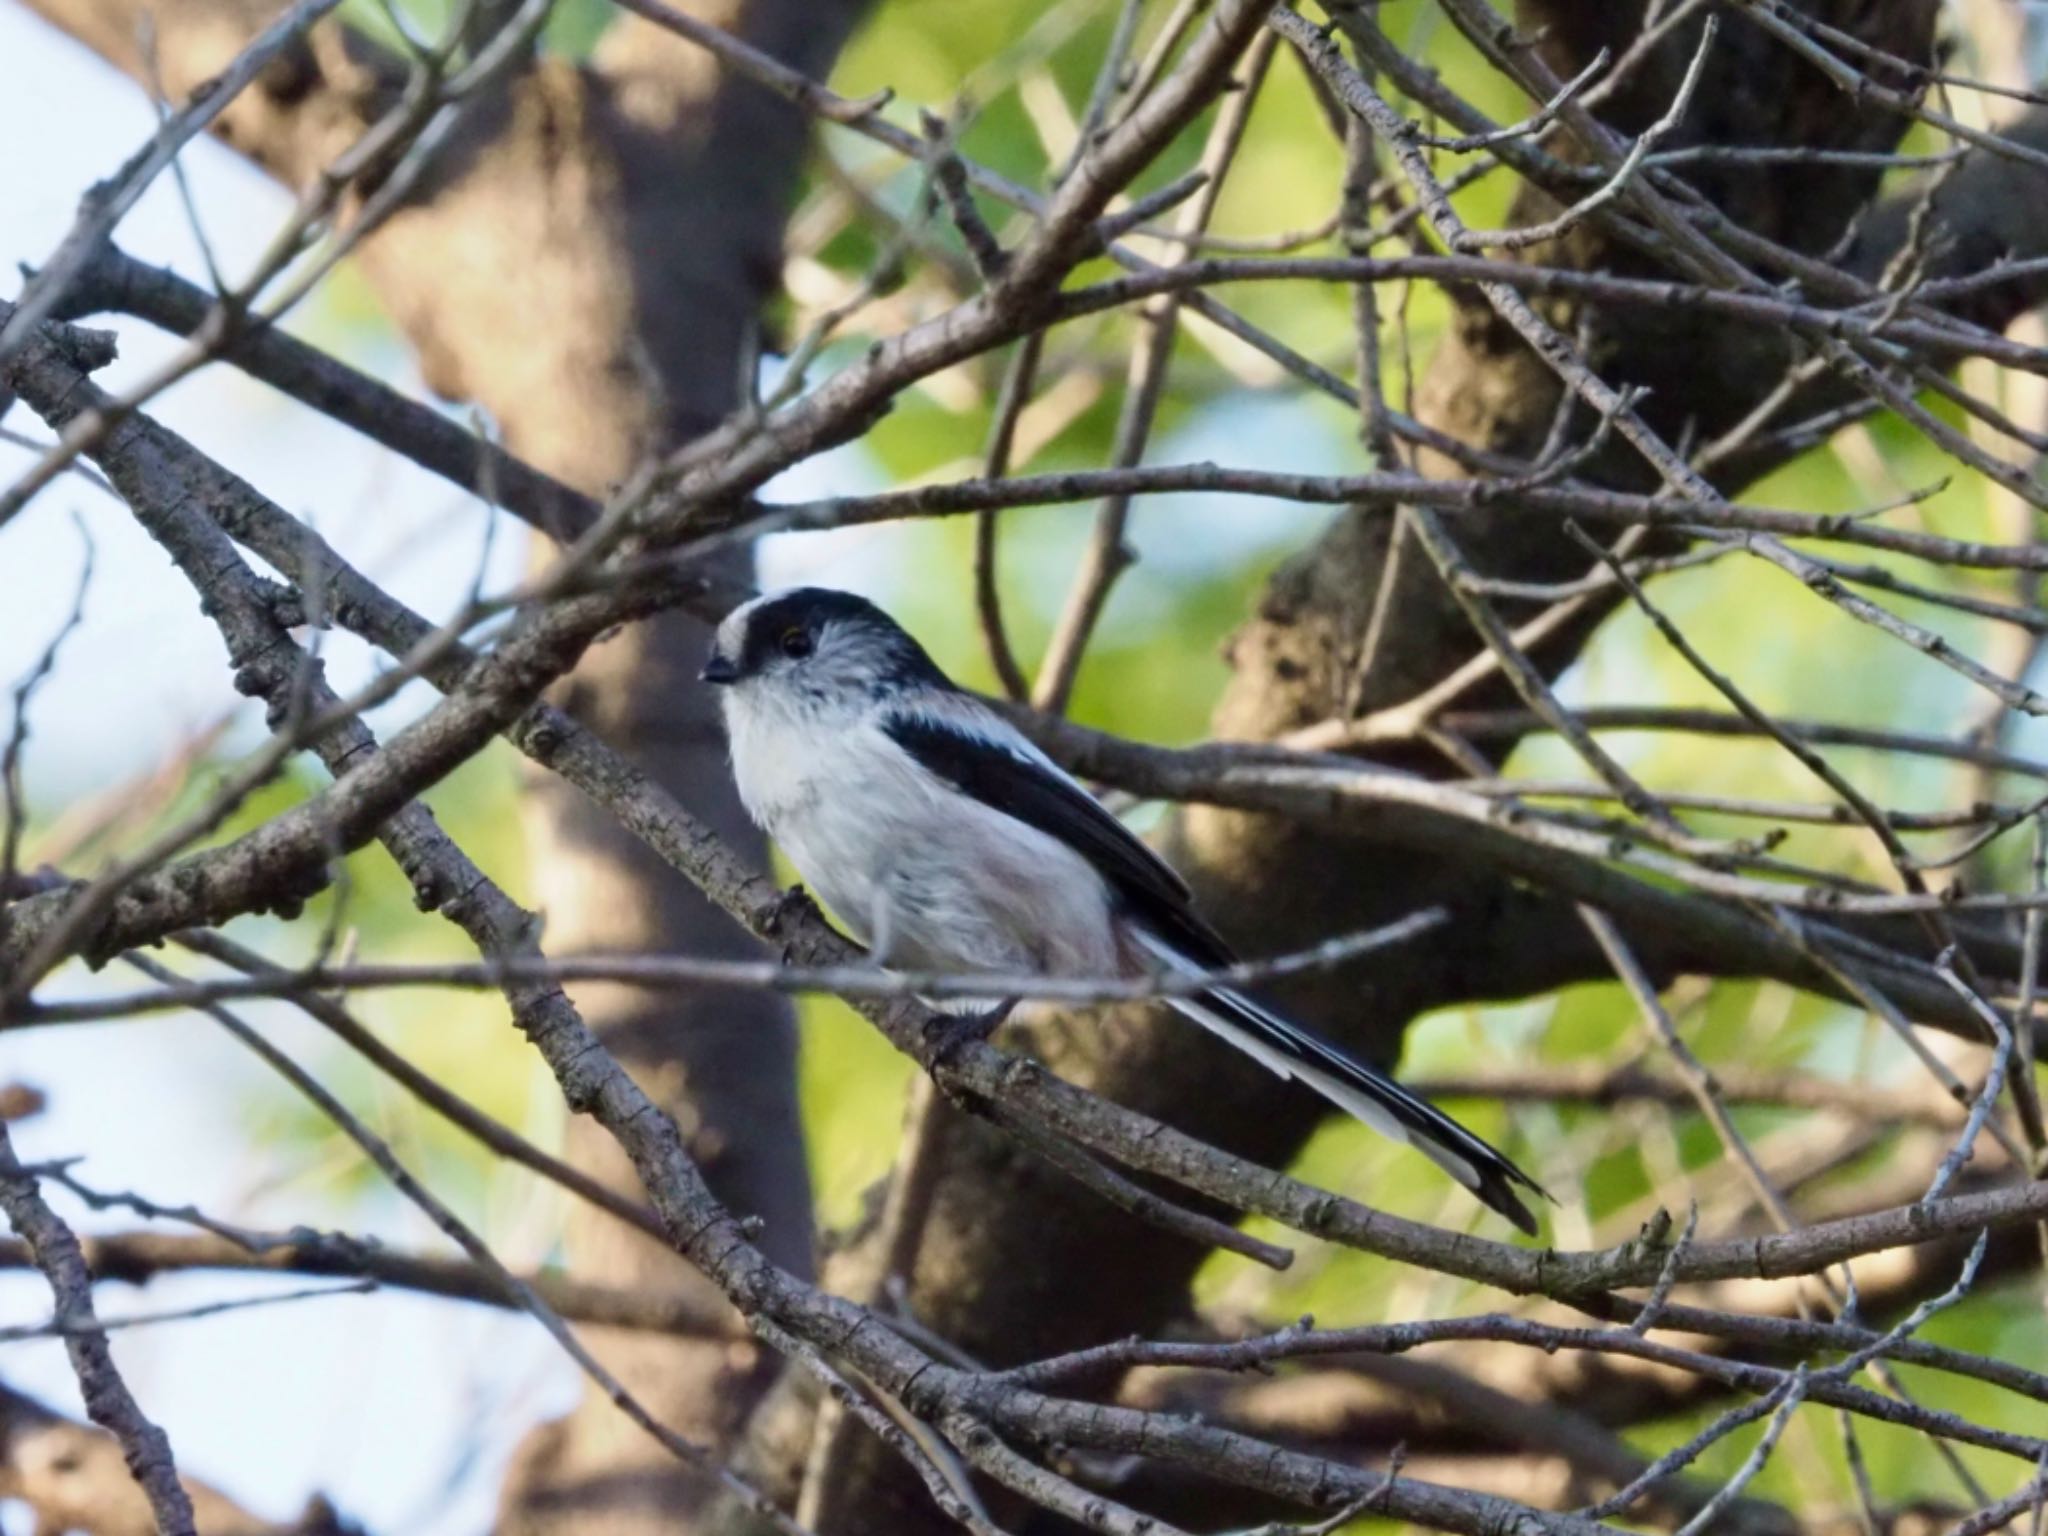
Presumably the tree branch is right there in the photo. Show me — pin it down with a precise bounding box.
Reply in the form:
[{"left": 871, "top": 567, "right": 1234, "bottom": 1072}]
[{"left": 0, "top": 1123, "right": 195, "bottom": 1534}]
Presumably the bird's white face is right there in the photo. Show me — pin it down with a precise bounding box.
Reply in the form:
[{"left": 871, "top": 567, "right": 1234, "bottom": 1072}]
[
  {"left": 702, "top": 588, "right": 951, "bottom": 713},
  {"left": 706, "top": 594, "right": 818, "bottom": 693}
]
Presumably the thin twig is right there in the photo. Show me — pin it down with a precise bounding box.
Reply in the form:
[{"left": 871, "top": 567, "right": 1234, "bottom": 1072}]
[{"left": 0, "top": 1121, "right": 197, "bottom": 1534}]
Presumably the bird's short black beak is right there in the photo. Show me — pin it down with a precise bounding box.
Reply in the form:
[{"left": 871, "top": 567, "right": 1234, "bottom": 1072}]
[{"left": 700, "top": 653, "right": 740, "bottom": 686}]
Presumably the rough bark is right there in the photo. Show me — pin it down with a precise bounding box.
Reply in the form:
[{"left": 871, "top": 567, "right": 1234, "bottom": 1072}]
[{"left": 8, "top": 0, "right": 862, "bottom": 1526}]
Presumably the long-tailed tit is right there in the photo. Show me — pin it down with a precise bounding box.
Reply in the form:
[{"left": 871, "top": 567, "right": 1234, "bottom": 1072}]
[{"left": 703, "top": 586, "right": 1544, "bottom": 1233}]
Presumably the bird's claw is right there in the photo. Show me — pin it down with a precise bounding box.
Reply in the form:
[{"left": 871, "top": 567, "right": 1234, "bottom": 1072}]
[
  {"left": 924, "top": 998, "right": 1018, "bottom": 1065},
  {"left": 765, "top": 885, "right": 820, "bottom": 955},
  {"left": 767, "top": 884, "right": 819, "bottom": 931}
]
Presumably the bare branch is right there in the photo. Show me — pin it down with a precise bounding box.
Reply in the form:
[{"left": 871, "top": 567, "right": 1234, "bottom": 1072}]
[{"left": 0, "top": 1122, "right": 196, "bottom": 1534}]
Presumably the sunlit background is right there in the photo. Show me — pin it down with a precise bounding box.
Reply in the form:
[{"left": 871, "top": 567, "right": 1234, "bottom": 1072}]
[{"left": 4, "top": 0, "right": 2048, "bottom": 1529}]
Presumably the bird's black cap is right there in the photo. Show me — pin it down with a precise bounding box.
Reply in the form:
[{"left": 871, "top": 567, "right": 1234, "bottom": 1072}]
[{"left": 702, "top": 586, "right": 953, "bottom": 693}]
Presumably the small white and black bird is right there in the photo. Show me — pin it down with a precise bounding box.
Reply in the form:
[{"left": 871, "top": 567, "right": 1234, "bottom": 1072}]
[{"left": 703, "top": 586, "right": 1545, "bottom": 1233}]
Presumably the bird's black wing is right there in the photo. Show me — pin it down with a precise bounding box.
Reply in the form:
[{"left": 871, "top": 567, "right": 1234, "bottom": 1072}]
[
  {"left": 882, "top": 708, "right": 1233, "bottom": 964},
  {"left": 888, "top": 706, "right": 1546, "bottom": 1233}
]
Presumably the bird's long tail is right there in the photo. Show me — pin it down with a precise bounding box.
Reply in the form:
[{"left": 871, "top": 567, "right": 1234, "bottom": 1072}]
[{"left": 1136, "top": 933, "right": 1545, "bottom": 1234}]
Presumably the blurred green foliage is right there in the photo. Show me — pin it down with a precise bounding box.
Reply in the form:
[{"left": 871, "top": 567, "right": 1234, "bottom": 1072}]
[{"left": 793, "top": 10, "right": 2048, "bottom": 1517}]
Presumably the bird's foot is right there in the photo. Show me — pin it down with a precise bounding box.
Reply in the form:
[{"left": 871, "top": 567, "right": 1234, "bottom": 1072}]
[
  {"left": 765, "top": 885, "right": 822, "bottom": 962},
  {"left": 765, "top": 884, "right": 819, "bottom": 935},
  {"left": 923, "top": 998, "right": 1017, "bottom": 1065}
]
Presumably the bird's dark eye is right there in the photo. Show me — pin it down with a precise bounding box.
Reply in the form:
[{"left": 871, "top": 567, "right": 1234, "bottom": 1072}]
[{"left": 778, "top": 626, "right": 814, "bottom": 660}]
